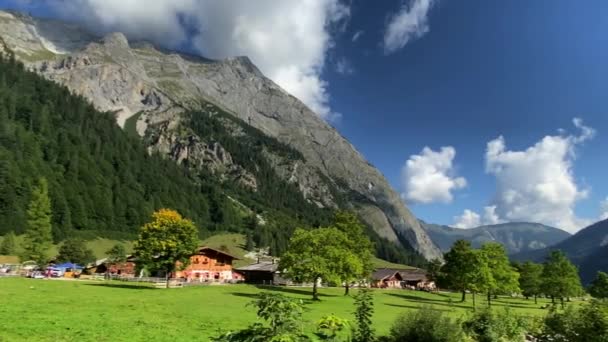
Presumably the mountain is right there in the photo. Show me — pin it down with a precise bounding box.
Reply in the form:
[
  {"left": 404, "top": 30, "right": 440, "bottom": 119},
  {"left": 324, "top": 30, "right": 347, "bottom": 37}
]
[
  {"left": 0, "top": 11, "right": 441, "bottom": 260},
  {"left": 512, "top": 219, "right": 608, "bottom": 283},
  {"left": 422, "top": 221, "right": 571, "bottom": 255}
]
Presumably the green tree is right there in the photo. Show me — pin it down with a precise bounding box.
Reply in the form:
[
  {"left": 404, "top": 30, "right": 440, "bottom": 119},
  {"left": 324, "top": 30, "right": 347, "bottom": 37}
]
[
  {"left": 469, "top": 249, "right": 493, "bottom": 309},
  {"left": 133, "top": 209, "right": 199, "bottom": 288},
  {"left": 518, "top": 261, "right": 543, "bottom": 303},
  {"left": 245, "top": 231, "right": 255, "bottom": 251},
  {"left": 279, "top": 227, "right": 362, "bottom": 300},
  {"left": 353, "top": 289, "right": 375, "bottom": 342},
  {"left": 0, "top": 231, "right": 17, "bottom": 255},
  {"left": 56, "top": 238, "right": 96, "bottom": 265},
  {"left": 589, "top": 271, "right": 608, "bottom": 299},
  {"left": 106, "top": 243, "right": 127, "bottom": 264},
  {"left": 541, "top": 250, "right": 583, "bottom": 307},
  {"left": 21, "top": 178, "right": 53, "bottom": 265},
  {"left": 481, "top": 242, "right": 520, "bottom": 306},
  {"left": 331, "top": 211, "right": 374, "bottom": 295},
  {"left": 426, "top": 258, "right": 443, "bottom": 285},
  {"left": 440, "top": 240, "right": 479, "bottom": 302}
]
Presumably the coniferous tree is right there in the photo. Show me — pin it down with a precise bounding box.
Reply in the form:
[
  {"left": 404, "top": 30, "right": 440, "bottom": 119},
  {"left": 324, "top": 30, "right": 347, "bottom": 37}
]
[
  {"left": 21, "top": 178, "right": 53, "bottom": 265},
  {"left": 0, "top": 231, "right": 17, "bottom": 255}
]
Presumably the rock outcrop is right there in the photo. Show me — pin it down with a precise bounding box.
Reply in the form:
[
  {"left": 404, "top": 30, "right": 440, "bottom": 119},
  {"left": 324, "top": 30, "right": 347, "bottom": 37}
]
[{"left": 0, "top": 10, "right": 442, "bottom": 260}]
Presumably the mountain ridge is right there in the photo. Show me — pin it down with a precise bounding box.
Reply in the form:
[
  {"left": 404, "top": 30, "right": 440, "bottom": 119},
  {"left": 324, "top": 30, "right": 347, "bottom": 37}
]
[
  {"left": 0, "top": 10, "right": 442, "bottom": 260},
  {"left": 422, "top": 221, "right": 571, "bottom": 255}
]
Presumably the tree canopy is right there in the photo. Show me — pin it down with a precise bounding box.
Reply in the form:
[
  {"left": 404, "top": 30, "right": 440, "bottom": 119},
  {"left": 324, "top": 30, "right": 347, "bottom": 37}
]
[
  {"left": 517, "top": 261, "right": 544, "bottom": 303},
  {"left": 589, "top": 271, "right": 608, "bottom": 299},
  {"left": 133, "top": 209, "right": 199, "bottom": 288},
  {"left": 541, "top": 250, "right": 583, "bottom": 305},
  {"left": 56, "top": 238, "right": 95, "bottom": 265},
  {"left": 480, "top": 242, "right": 520, "bottom": 306},
  {"left": 279, "top": 227, "right": 363, "bottom": 300}
]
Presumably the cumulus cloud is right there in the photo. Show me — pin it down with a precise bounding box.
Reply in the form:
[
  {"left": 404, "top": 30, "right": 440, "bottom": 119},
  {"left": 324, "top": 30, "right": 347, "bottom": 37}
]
[
  {"left": 452, "top": 206, "right": 505, "bottom": 229},
  {"left": 483, "top": 118, "right": 595, "bottom": 232},
  {"left": 383, "top": 0, "right": 435, "bottom": 54},
  {"left": 600, "top": 198, "right": 608, "bottom": 221},
  {"left": 453, "top": 209, "right": 480, "bottom": 229},
  {"left": 47, "top": 0, "right": 350, "bottom": 120},
  {"left": 401, "top": 146, "right": 467, "bottom": 204}
]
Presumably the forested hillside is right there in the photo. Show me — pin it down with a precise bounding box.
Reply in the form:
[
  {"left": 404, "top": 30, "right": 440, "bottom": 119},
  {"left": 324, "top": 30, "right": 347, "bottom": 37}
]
[{"left": 0, "top": 55, "right": 425, "bottom": 265}]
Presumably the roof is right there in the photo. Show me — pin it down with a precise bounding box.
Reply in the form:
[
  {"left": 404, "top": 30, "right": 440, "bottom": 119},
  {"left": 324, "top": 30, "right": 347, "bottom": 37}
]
[
  {"left": 0, "top": 255, "right": 19, "bottom": 264},
  {"left": 197, "top": 246, "right": 240, "bottom": 260},
  {"left": 372, "top": 268, "right": 403, "bottom": 281},
  {"left": 235, "top": 261, "right": 278, "bottom": 272}
]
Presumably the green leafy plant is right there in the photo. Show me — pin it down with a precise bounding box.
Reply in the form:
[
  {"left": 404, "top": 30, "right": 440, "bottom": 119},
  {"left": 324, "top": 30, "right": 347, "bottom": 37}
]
[
  {"left": 463, "top": 307, "right": 529, "bottom": 342},
  {"left": 352, "top": 289, "right": 375, "bottom": 342},
  {"left": 315, "top": 315, "right": 349, "bottom": 341},
  {"left": 387, "top": 306, "right": 465, "bottom": 342}
]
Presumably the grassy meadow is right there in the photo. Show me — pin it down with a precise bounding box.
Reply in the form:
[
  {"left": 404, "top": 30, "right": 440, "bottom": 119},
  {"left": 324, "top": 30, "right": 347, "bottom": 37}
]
[{"left": 0, "top": 277, "right": 574, "bottom": 341}]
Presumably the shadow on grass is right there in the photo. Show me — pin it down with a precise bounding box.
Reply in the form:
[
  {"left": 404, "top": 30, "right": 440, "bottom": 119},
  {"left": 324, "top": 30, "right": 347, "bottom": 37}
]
[
  {"left": 254, "top": 285, "right": 338, "bottom": 298},
  {"left": 385, "top": 303, "right": 452, "bottom": 312},
  {"left": 83, "top": 283, "right": 157, "bottom": 290},
  {"left": 386, "top": 292, "right": 473, "bottom": 311}
]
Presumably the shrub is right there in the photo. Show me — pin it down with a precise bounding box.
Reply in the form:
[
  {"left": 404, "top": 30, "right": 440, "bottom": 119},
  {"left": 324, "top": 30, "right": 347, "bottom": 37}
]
[
  {"left": 387, "top": 306, "right": 465, "bottom": 342},
  {"left": 537, "top": 299, "right": 608, "bottom": 342},
  {"left": 315, "top": 314, "right": 349, "bottom": 341},
  {"left": 462, "top": 307, "right": 529, "bottom": 342}
]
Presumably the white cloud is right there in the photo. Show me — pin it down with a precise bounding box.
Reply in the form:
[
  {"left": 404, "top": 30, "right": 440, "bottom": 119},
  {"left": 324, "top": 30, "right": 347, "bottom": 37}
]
[
  {"left": 483, "top": 118, "right": 595, "bottom": 233},
  {"left": 352, "top": 30, "right": 363, "bottom": 42},
  {"left": 600, "top": 198, "right": 608, "bottom": 221},
  {"left": 335, "top": 58, "right": 354, "bottom": 75},
  {"left": 401, "top": 146, "right": 467, "bottom": 204},
  {"left": 49, "top": 0, "right": 350, "bottom": 121},
  {"left": 383, "top": 0, "right": 435, "bottom": 54},
  {"left": 453, "top": 209, "right": 480, "bottom": 229}
]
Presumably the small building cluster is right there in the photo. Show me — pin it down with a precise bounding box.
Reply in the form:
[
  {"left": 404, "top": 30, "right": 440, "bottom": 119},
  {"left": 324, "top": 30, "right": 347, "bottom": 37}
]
[{"left": 371, "top": 268, "right": 436, "bottom": 291}]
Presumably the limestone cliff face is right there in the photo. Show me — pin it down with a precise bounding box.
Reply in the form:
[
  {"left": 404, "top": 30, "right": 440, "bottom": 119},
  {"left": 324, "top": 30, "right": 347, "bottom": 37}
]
[{"left": 0, "top": 10, "right": 442, "bottom": 260}]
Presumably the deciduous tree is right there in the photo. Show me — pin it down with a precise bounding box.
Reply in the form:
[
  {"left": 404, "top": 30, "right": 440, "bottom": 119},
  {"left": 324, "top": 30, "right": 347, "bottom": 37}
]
[
  {"left": 440, "top": 240, "right": 479, "bottom": 302},
  {"left": 481, "top": 242, "right": 520, "bottom": 306},
  {"left": 541, "top": 250, "right": 583, "bottom": 307},
  {"left": 331, "top": 211, "right": 374, "bottom": 295},
  {"left": 518, "top": 261, "right": 543, "bottom": 303},
  {"left": 279, "top": 227, "right": 362, "bottom": 300},
  {"left": 133, "top": 209, "right": 199, "bottom": 288},
  {"left": 589, "top": 271, "right": 608, "bottom": 299}
]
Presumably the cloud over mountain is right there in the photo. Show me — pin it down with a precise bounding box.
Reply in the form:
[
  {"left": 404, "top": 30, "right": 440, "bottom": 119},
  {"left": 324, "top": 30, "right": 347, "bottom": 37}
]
[{"left": 47, "top": 0, "right": 349, "bottom": 121}]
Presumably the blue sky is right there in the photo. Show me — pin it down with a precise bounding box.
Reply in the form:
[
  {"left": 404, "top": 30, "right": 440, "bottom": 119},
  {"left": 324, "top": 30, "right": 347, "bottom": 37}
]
[{"left": 2, "top": 0, "right": 607, "bottom": 232}]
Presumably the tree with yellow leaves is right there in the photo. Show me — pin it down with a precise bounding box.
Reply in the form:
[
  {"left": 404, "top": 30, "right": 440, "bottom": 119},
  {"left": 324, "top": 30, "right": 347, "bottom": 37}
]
[{"left": 133, "top": 209, "right": 199, "bottom": 288}]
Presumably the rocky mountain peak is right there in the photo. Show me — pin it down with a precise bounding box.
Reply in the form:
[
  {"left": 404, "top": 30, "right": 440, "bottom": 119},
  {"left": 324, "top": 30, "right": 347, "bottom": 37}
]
[{"left": 0, "top": 10, "right": 443, "bottom": 260}]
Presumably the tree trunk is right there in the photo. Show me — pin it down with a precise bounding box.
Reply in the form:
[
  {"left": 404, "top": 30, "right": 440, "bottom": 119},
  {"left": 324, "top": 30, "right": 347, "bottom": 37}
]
[
  {"left": 344, "top": 283, "right": 350, "bottom": 296},
  {"left": 166, "top": 269, "right": 171, "bottom": 289},
  {"left": 461, "top": 290, "right": 466, "bottom": 302},
  {"left": 534, "top": 295, "right": 537, "bottom": 304},
  {"left": 551, "top": 296, "right": 555, "bottom": 304},
  {"left": 472, "top": 291, "right": 476, "bottom": 310},
  {"left": 560, "top": 297, "right": 565, "bottom": 309},
  {"left": 487, "top": 292, "right": 491, "bottom": 307},
  {"left": 312, "top": 278, "right": 319, "bottom": 301}
]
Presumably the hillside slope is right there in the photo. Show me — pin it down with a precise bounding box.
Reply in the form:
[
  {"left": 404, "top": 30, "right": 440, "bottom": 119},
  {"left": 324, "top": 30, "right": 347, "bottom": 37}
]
[
  {"left": 0, "top": 10, "right": 441, "bottom": 259},
  {"left": 423, "top": 221, "right": 571, "bottom": 255},
  {"left": 512, "top": 219, "right": 608, "bottom": 283}
]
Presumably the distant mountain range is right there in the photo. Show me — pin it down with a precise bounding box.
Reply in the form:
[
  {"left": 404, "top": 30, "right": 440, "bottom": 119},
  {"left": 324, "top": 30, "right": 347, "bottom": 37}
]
[
  {"left": 422, "top": 221, "right": 571, "bottom": 255},
  {"left": 512, "top": 219, "right": 608, "bottom": 283}
]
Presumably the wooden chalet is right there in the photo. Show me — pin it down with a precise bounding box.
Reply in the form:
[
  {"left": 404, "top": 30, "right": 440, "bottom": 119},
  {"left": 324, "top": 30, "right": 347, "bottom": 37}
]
[
  {"left": 234, "top": 260, "right": 280, "bottom": 284},
  {"left": 175, "top": 247, "right": 243, "bottom": 282},
  {"left": 87, "top": 255, "right": 137, "bottom": 277},
  {"left": 371, "top": 268, "right": 403, "bottom": 288}
]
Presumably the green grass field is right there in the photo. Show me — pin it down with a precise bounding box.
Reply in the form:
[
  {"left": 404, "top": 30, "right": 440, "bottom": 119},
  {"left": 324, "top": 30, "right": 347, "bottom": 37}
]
[{"left": 0, "top": 277, "right": 572, "bottom": 341}]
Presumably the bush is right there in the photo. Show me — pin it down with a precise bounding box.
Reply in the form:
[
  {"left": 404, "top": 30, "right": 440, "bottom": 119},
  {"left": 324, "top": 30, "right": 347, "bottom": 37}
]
[
  {"left": 387, "top": 306, "right": 465, "bottom": 342},
  {"left": 462, "top": 307, "right": 529, "bottom": 342},
  {"left": 537, "top": 299, "right": 608, "bottom": 342}
]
